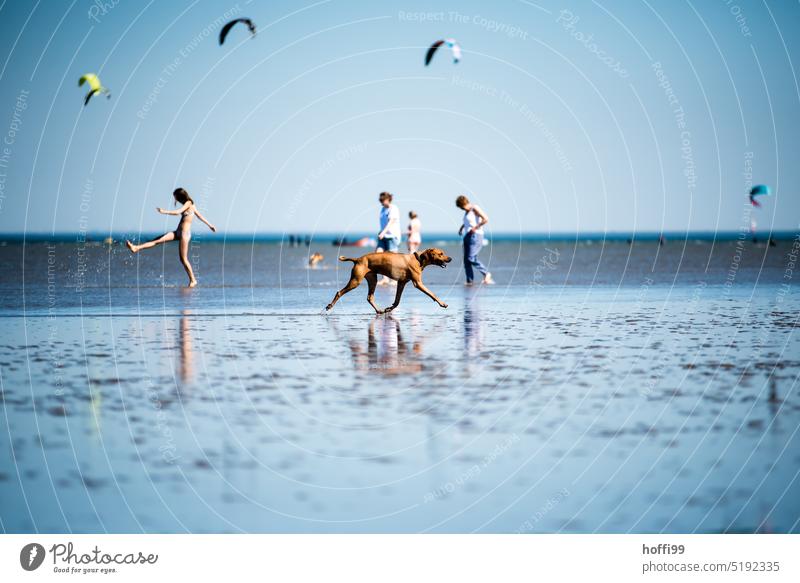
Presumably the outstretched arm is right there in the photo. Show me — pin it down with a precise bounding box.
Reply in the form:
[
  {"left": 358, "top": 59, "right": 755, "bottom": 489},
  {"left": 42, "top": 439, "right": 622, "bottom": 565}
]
[
  {"left": 157, "top": 202, "right": 191, "bottom": 216},
  {"left": 194, "top": 209, "right": 217, "bottom": 232}
]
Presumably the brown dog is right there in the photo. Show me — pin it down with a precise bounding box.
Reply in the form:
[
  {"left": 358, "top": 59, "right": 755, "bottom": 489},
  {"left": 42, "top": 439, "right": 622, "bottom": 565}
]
[{"left": 325, "top": 248, "right": 452, "bottom": 313}]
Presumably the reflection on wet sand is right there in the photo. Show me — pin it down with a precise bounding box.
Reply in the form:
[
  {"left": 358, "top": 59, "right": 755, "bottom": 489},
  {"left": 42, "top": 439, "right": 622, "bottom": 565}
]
[
  {"left": 89, "top": 382, "right": 102, "bottom": 439},
  {"left": 463, "top": 292, "right": 485, "bottom": 373},
  {"left": 179, "top": 310, "right": 193, "bottom": 383},
  {"left": 331, "top": 315, "right": 426, "bottom": 375},
  {"left": 3, "top": 284, "right": 800, "bottom": 533}
]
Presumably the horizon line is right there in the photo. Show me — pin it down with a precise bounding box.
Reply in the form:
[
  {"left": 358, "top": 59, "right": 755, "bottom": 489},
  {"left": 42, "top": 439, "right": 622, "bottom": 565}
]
[{"left": 1, "top": 229, "right": 797, "bottom": 243}]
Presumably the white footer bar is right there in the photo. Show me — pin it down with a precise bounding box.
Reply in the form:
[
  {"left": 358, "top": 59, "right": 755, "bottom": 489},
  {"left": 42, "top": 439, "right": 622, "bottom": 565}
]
[{"left": 1, "top": 534, "right": 796, "bottom": 582}]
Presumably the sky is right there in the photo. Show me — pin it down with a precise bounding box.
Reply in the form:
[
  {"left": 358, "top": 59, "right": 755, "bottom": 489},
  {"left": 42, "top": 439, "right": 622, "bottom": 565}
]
[{"left": 0, "top": 0, "right": 798, "bottom": 236}]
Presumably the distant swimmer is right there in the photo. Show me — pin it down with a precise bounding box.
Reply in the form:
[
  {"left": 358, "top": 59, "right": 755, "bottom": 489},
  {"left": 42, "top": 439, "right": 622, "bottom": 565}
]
[
  {"left": 309, "top": 252, "right": 324, "bottom": 268},
  {"left": 456, "top": 195, "right": 494, "bottom": 285},
  {"left": 407, "top": 211, "right": 422, "bottom": 254},
  {"left": 126, "top": 188, "right": 217, "bottom": 288}
]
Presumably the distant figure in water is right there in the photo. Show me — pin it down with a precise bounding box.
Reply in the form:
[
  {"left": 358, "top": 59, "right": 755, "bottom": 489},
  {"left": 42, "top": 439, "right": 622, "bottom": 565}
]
[
  {"left": 308, "top": 252, "right": 324, "bottom": 268},
  {"left": 456, "top": 195, "right": 494, "bottom": 285},
  {"left": 407, "top": 210, "right": 422, "bottom": 254},
  {"left": 126, "top": 188, "right": 217, "bottom": 287}
]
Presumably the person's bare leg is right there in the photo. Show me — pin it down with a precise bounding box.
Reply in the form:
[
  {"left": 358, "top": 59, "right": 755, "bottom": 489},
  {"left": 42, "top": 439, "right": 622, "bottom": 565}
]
[
  {"left": 178, "top": 236, "right": 197, "bottom": 287},
  {"left": 127, "top": 231, "right": 175, "bottom": 253},
  {"left": 383, "top": 280, "right": 407, "bottom": 313}
]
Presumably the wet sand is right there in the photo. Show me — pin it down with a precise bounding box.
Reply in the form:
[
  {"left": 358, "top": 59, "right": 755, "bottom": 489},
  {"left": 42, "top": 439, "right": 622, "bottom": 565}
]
[{"left": 0, "top": 240, "right": 799, "bottom": 532}]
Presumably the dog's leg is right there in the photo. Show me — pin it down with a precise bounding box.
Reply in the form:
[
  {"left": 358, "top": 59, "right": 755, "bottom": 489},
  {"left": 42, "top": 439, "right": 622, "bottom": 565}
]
[
  {"left": 326, "top": 269, "right": 364, "bottom": 311},
  {"left": 383, "top": 280, "right": 407, "bottom": 313},
  {"left": 364, "top": 272, "right": 382, "bottom": 314},
  {"left": 412, "top": 279, "right": 448, "bottom": 309}
]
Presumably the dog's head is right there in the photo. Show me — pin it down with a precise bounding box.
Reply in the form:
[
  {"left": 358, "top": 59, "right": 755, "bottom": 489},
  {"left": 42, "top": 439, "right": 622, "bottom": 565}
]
[{"left": 415, "top": 248, "right": 452, "bottom": 269}]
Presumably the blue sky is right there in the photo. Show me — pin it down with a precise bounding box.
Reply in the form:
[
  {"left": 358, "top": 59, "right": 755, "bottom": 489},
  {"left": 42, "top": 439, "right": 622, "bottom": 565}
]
[{"left": 0, "top": 0, "right": 797, "bottom": 235}]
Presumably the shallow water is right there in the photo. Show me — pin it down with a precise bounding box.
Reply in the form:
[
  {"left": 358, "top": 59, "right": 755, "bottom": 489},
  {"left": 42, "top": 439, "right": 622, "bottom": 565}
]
[{"left": 0, "top": 240, "right": 798, "bottom": 532}]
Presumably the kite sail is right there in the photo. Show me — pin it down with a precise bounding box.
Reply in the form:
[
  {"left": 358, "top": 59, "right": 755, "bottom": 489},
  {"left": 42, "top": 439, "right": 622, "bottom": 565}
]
[
  {"left": 749, "top": 184, "right": 771, "bottom": 208},
  {"left": 219, "top": 18, "right": 257, "bottom": 45},
  {"left": 425, "top": 39, "right": 461, "bottom": 66},
  {"left": 78, "top": 74, "right": 110, "bottom": 106}
]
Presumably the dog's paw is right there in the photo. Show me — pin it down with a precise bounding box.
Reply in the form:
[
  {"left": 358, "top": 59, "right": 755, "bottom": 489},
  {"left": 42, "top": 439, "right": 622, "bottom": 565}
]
[
  {"left": 325, "top": 304, "right": 333, "bottom": 311},
  {"left": 440, "top": 303, "right": 448, "bottom": 309}
]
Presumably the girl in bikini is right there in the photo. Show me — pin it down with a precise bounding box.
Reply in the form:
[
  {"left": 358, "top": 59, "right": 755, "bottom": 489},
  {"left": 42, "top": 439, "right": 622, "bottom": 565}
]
[{"left": 126, "top": 188, "right": 217, "bottom": 287}]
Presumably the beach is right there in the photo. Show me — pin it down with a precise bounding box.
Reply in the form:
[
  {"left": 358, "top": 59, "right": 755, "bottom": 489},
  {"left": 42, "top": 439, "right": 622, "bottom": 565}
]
[{"left": 0, "top": 239, "right": 798, "bottom": 532}]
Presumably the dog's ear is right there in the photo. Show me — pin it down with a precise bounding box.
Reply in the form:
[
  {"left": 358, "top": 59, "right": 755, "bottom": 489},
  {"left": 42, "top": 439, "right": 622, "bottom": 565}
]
[{"left": 413, "top": 251, "right": 421, "bottom": 263}]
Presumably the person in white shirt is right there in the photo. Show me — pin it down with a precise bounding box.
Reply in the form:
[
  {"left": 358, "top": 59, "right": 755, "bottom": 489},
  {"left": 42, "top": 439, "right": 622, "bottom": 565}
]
[
  {"left": 407, "top": 211, "right": 422, "bottom": 253},
  {"left": 377, "top": 191, "right": 401, "bottom": 252},
  {"left": 456, "top": 194, "right": 494, "bottom": 285},
  {"left": 377, "top": 191, "right": 401, "bottom": 285}
]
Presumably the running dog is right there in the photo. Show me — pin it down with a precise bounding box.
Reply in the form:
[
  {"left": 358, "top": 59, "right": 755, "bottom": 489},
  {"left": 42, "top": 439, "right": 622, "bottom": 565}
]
[{"left": 325, "top": 248, "right": 452, "bottom": 313}]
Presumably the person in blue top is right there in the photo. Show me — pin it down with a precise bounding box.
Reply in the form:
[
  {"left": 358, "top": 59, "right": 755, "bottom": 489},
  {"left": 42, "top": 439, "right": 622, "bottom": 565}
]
[
  {"left": 377, "top": 191, "right": 401, "bottom": 251},
  {"left": 376, "top": 191, "right": 401, "bottom": 285}
]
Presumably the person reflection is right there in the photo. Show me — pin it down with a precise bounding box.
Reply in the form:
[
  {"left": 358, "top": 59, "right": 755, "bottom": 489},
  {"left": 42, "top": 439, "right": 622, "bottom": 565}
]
[
  {"left": 463, "top": 293, "right": 485, "bottom": 376},
  {"left": 178, "top": 310, "right": 194, "bottom": 383}
]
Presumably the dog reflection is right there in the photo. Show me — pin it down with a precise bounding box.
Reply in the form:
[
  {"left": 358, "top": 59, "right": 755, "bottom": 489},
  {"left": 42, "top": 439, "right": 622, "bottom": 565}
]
[{"left": 343, "top": 316, "right": 425, "bottom": 375}]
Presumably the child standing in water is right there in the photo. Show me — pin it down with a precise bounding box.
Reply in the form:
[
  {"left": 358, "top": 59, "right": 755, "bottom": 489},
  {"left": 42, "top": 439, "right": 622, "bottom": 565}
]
[
  {"left": 126, "top": 188, "right": 216, "bottom": 287},
  {"left": 407, "top": 211, "right": 421, "bottom": 253}
]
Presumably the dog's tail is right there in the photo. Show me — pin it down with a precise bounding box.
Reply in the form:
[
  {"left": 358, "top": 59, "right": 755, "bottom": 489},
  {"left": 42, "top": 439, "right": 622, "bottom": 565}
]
[{"left": 338, "top": 255, "right": 357, "bottom": 263}]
